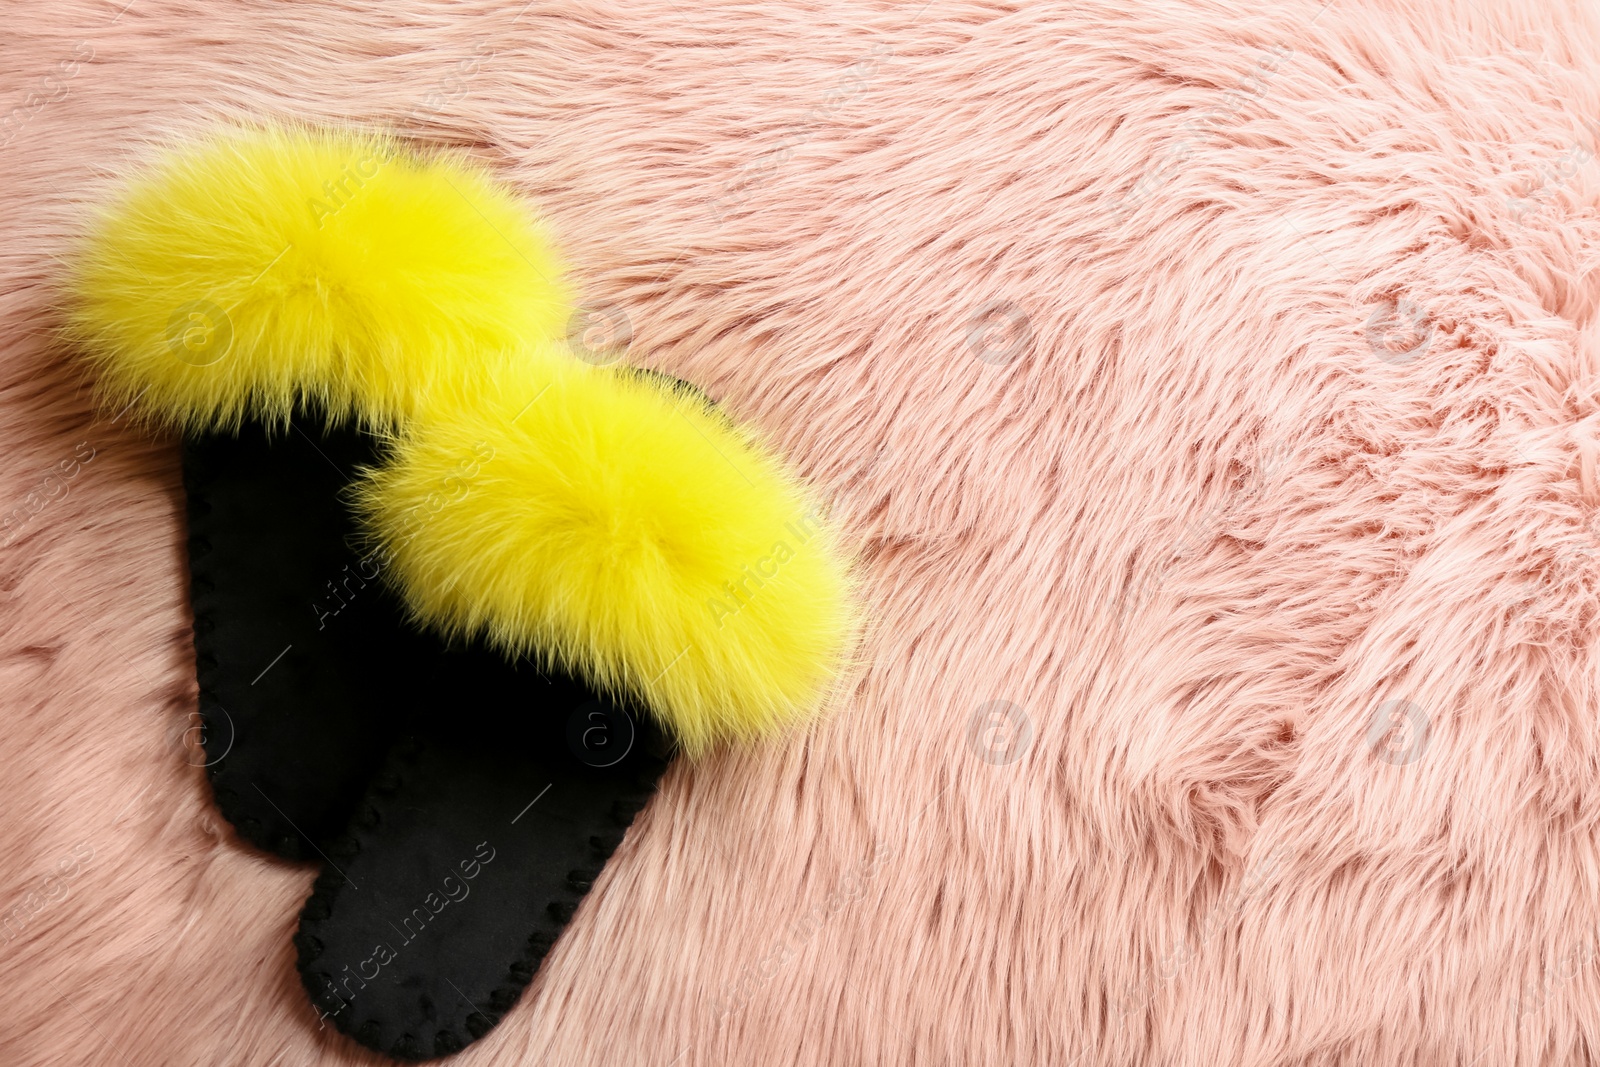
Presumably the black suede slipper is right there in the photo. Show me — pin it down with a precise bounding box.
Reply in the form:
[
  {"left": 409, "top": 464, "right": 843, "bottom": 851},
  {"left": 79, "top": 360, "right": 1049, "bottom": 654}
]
[
  {"left": 294, "top": 642, "right": 671, "bottom": 1060},
  {"left": 184, "top": 417, "right": 430, "bottom": 860}
]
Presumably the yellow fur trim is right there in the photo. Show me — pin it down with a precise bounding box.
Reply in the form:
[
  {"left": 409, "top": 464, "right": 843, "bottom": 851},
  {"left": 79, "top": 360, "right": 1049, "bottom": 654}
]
[
  {"left": 358, "top": 346, "right": 856, "bottom": 755},
  {"left": 64, "top": 124, "right": 571, "bottom": 429}
]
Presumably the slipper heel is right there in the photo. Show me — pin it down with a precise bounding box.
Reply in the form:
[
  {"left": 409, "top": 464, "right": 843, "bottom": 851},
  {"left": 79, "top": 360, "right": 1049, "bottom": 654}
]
[{"left": 296, "top": 646, "right": 669, "bottom": 1060}]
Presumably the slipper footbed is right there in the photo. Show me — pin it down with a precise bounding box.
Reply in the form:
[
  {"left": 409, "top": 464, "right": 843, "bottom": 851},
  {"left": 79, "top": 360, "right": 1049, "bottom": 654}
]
[
  {"left": 294, "top": 643, "right": 670, "bottom": 1060},
  {"left": 185, "top": 418, "right": 426, "bottom": 859}
]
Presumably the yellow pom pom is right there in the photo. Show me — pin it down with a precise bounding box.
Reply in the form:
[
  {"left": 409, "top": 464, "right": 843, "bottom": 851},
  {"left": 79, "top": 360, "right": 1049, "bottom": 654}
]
[
  {"left": 358, "top": 346, "right": 856, "bottom": 755},
  {"left": 64, "top": 124, "right": 571, "bottom": 430}
]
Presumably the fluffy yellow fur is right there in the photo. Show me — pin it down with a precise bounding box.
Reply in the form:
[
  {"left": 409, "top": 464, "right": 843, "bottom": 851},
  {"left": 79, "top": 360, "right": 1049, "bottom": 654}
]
[
  {"left": 359, "top": 346, "right": 856, "bottom": 755},
  {"left": 63, "top": 124, "right": 571, "bottom": 429},
  {"left": 65, "top": 122, "right": 851, "bottom": 752}
]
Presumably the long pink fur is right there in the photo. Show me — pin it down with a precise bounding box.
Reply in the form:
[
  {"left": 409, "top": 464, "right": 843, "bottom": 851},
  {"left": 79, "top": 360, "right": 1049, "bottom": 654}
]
[{"left": 5, "top": 0, "right": 1600, "bottom": 1063}]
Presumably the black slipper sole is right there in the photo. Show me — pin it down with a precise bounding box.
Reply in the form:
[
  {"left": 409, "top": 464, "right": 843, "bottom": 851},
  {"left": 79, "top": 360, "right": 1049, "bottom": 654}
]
[
  {"left": 294, "top": 643, "right": 671, "bottom": 1060},
  {"left": 184, "top": 417, "right": 430, "bottom": 860}
]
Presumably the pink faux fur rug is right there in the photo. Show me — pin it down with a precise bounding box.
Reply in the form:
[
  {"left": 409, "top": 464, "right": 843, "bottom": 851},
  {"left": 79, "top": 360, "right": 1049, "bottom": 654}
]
[{"left": 6, "top": 0, "right": 1600, "bottom": 1063}]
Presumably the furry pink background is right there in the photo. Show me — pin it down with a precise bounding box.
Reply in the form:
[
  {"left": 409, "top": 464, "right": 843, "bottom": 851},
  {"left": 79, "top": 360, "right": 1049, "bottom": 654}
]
[{"left": 6, "top": 0, "right": 1600, "bottom": 1063}]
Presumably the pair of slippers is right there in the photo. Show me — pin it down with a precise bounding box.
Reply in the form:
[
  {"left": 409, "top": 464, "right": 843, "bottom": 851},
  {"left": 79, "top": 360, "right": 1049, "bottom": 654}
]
[{"left": 62, "top": 127, "right": 854, "bottom": 1060}]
